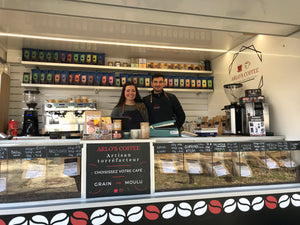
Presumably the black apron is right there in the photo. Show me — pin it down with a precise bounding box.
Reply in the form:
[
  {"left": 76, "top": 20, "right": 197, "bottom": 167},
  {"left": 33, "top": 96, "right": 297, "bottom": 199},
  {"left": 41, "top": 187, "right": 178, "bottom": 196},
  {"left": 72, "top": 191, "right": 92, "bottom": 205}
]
[
  {"left": 149, "top": 92, "right": 175, "bottom": 125},
  {"left": 122, "top": 105, "right": 144, "bottom": 130}
]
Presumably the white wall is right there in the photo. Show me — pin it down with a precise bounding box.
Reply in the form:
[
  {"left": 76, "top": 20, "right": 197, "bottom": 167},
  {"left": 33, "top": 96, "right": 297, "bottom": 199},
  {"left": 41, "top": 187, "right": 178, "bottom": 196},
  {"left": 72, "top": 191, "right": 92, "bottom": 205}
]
[{"left": 210, "top": 35, "right": 300, "bottom": 140}]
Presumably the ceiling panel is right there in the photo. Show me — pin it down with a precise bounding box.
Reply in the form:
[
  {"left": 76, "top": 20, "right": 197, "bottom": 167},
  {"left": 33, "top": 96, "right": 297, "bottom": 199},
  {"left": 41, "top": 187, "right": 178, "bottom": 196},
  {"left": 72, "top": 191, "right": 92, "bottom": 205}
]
[
  {"left": 75, "top": 0, "right": 300, "bottom": 26},
  {"left": 1, "top": 0, "right": 298, "bottom": 62},
  {"left": 0, "top": 9, "right": 254, "bottom": 61}
]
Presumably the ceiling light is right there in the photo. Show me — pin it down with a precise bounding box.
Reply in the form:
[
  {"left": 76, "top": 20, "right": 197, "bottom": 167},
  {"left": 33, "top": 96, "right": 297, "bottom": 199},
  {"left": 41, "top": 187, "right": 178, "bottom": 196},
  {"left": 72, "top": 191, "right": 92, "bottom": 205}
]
[{"left": 0, "top": 32, "right": 227, "bottom": 53}]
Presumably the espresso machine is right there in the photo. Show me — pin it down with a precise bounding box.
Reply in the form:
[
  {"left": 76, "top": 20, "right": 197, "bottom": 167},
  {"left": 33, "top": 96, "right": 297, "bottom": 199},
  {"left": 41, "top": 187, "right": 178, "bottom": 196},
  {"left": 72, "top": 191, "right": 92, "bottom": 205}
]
[
  {"left": 240, "top": 89, "right": 270, "bottom": 135},
  {"left": 44, "top": 102, "right": 97, "bottom": 135},
  {"left": 22, "top": 90, "right": 40, "bottom": 136},
  {"left": 223, "top": 83, "right": 244, "bottom": 135}
]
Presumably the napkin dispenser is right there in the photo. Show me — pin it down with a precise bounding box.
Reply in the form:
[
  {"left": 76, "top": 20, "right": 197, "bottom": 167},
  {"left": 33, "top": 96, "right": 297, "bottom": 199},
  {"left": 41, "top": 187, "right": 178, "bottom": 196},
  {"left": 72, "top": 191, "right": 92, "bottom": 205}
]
[{"left": 149, "top": 120, "right": 179, "bottom": 137}]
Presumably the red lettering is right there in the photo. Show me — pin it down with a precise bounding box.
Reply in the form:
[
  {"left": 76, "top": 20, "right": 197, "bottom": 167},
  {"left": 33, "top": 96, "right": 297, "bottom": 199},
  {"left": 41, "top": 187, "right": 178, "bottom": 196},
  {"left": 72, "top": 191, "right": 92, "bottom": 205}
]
[
  {"left": 97, "top": 146, "right": 117, "bottom": 152},
  {"left": 97, "top": 146, "right": 107, "bottom": 152},
  {"left": 118, "top": 145, "right": 140, "bottom": 151}
]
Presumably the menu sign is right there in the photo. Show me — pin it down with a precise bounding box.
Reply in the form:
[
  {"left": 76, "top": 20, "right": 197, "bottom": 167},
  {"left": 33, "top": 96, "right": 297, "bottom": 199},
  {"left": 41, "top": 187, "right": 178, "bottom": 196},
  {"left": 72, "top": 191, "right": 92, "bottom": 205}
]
[
  {"left": 0, "top": 145, "right": 81, "bottom": 159},
  {"left": 154, "top": 142, "right": 212, "bottom": 153},
  {"left": 86, "top": 142, "right": 150, "bottom": 198}
]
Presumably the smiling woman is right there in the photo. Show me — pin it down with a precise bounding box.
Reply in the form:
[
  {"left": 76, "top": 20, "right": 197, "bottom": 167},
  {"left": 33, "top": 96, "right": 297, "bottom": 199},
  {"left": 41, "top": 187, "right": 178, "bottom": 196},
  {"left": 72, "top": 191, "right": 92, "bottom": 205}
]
[{"left": 111, "top": 82, "right": 149, "bottom": 130}]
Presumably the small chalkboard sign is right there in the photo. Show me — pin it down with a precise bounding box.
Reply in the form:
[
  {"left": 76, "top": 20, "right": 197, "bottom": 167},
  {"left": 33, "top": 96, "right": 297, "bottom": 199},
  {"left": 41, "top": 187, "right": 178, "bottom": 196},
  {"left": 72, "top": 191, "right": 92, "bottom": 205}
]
[
  {"left": 154, "top": 142, "right": 213, "bottom": 154},
  {"left": 47, "top": 145, "right": 82, "bottom": 157},
  {"left": 265, "top": 142, "right": 278, "bottom": 151},
  {"left": 171, "top": 143, "right": 184, "bottom": 153},
  {"left": 226, "top": 142, "right": 239, "bottom": 152},
  {"left": 252, "top": 142, "right": 266, "bottom": 151},
  {"left": 277, "top": 142, "right": 289, "bottom": 151},
  {"left": 184, "top": 144, "right": 200, "bottom": 153},
  {"left": 213, "top": 142, "right": 227, "bottom": 152},
  {"left": 239, "top": 142, "right": 253, "bottom": 152},
  {"left": 154, "top": 143, "right": 170, "bottom": 154},
  {"left": 8, "top": 146, "right": 46, "bottom": 159},
  {"left": 288, "top": 141, "right": 300, "bottom": 151},
  {"left": 0, "top": 147, "right": 8, "bottom": 160},
  {"left": 4, "top": 145, "right": 81, "bottom": 159}
]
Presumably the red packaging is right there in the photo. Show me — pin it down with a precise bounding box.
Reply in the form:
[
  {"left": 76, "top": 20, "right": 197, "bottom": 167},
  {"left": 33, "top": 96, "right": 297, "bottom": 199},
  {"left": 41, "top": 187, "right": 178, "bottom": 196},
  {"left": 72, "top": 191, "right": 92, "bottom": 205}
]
[
  {"left": 8, "top": 128, "right": 18, "bottom": 136},
  {"left": 8, "top": 120, "right": 18, "bottom": 129}
]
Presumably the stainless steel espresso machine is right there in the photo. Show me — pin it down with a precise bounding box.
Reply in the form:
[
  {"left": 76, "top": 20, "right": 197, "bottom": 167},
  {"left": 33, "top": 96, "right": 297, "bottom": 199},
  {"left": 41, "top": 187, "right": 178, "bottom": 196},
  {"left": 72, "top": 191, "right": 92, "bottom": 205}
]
[
  {"left": 240, "top": 89, "right": 270, "bottom": 135},
  {"left": 223, "top": 83, "right": 271, "bottom": 136},
  {"left": 44, "top": 102, "right": 96, "bottom": 136}
]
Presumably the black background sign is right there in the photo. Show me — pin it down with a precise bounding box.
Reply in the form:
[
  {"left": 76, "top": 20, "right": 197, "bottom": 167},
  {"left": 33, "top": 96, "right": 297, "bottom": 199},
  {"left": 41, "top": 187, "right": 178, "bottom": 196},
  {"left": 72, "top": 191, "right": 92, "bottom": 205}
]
[
  {"left": 154, "top": 142, "right": 212, "bottom": 153},
  {"left": 46, "top": 145, "right": 82, "bottom": 157},
  {"left": 239, "top": 142, "right": 253, "bottom": 152},
  {"left": 0, "top": 147, "right": 7, "bottom": 159},
  {"left": 86, "top": 142, "right": 150, "bottom": 198},
  {"left": 154, "top": 141, "right": 300, "bottom": 153},
  {"left": 0, "top": 145, "right": 81, "bottom": 159},
  {"left": 277, "top": 141, "right": 289, "bottom": 150},
  {"left": 227, "top": 142, "right": 239, "bottom": 152},
  {"left": 289, "top": 141, "right": 300, "bottom": 150},
  {"left": 213, "top": 142, "right": 227, "bottom": 152},
  {"left": 8, "top": 146, "right": 47, "bottom": 159},
  {"left": 265, "top": 142, "right": 278, "bottom": 151},
  {"left": 252, "top": 142, "right": 266, "bottom": 151}
]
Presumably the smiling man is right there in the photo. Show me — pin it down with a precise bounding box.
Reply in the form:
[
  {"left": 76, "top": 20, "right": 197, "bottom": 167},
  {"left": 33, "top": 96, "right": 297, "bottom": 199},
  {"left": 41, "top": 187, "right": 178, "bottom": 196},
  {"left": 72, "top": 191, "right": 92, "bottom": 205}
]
[{"left": 143, "top": 73, "right": 185, "bottom": 129}]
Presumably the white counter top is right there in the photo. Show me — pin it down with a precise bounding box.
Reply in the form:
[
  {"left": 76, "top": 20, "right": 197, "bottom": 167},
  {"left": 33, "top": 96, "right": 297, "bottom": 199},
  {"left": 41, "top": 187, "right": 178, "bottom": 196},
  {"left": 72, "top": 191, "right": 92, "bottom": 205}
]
[
  {"left": 0, "top": 137, "right": 81, "bottom": 147},
  {"left": 154, "top": 135, "right": 285, "bottom": 143},
  {"left": 0, "top": 136, "right": 285, "bottom": 147}
]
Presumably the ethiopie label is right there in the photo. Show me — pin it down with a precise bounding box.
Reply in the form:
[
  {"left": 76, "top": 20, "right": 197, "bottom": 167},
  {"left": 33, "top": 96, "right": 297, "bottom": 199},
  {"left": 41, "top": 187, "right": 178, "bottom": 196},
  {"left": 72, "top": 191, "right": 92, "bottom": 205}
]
[{"left": 86, "top": 143, "right": 150, "bottom": 198}]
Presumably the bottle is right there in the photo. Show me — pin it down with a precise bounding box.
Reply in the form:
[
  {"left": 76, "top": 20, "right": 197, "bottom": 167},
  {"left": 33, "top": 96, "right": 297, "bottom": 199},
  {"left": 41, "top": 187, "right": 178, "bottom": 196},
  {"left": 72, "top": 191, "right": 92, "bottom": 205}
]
[
  {"left": 196, "top": 118, "right": 202, "bottom": 129},
  {"left": 184, "top": 121, "right": 190, "bottom": 132},
  {"left": 190, "top": 121, "right": 196, "bottom": 132}
]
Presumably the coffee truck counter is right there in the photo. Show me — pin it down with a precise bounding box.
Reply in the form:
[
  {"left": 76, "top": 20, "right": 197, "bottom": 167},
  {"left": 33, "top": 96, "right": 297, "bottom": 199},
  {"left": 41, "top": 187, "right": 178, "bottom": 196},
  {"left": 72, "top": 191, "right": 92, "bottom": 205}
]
[{"left": 0, "top": 136, "right": 300, "bottom": 225}]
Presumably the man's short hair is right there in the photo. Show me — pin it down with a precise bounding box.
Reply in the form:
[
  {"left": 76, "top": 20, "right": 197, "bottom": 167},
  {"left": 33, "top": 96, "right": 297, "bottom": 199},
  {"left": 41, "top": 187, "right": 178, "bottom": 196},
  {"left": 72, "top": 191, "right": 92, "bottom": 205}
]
[{"left": 152, "top": 73, "right": 164, "bottom": 80}]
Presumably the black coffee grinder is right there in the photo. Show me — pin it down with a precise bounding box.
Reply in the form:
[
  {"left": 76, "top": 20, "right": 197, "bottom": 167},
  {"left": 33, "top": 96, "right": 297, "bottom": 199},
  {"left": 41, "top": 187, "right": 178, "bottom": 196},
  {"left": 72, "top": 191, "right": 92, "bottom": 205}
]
[
  {"left": 223, "top": 83, "right": 244, "bottom": 135},
  {"left": 22, "top": 90, "right": 40, "bottom": 136}
]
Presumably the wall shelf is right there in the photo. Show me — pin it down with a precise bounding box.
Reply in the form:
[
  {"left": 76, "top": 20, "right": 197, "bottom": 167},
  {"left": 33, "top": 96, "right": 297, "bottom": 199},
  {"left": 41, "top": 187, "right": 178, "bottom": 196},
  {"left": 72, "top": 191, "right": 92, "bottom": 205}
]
[
  {"left": 21, "top": 83, "right": 214, "bottom": 93},
  {"left": 21, "top": 61, "right": 213, "bottom": 75}
]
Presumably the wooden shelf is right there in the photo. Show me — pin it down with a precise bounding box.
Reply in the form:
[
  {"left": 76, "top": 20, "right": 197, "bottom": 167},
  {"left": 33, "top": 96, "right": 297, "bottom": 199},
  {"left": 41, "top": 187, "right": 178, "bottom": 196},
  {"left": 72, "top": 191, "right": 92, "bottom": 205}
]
[
  {"left": 21, "top": 83, "right": 214, "bottom": 93},
  {"left": 21, "top": 61, "right": 213, "bottom": 75}
]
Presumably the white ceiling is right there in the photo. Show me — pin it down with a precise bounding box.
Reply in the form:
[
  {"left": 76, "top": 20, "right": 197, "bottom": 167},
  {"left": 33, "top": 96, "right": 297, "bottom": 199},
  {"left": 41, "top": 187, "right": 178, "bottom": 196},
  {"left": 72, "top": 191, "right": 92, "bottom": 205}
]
[{"left": 0, "top": 0, "right": 299, "bottom": 62}]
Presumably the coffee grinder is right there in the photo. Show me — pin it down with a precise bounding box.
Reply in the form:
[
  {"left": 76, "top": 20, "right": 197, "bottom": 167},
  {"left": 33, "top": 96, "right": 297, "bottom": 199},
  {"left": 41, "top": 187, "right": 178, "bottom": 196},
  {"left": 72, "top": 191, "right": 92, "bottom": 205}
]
[
  {"left": 223, "top": 83, "right": 244, "bottom": 135},
  {"left": 22, "top": 90, "right": 40, "bottom": 136}
]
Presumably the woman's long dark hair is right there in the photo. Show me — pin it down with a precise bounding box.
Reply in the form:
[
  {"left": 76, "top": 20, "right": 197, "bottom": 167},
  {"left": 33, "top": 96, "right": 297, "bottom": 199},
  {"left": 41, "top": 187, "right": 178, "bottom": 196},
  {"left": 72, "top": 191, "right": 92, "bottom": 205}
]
[{"left": 115, "top": 82, "right": 142, "bottom": 107}]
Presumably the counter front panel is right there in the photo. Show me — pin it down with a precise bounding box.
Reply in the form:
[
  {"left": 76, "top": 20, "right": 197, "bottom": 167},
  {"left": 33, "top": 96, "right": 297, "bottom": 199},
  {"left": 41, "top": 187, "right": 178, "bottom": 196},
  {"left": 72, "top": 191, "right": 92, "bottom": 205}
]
[
  {"left": 154, "top": 141, "right": 300, "bottom": 192},
  {"left": 0, "top": 144, "right": 82, "bottom": 203}
]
